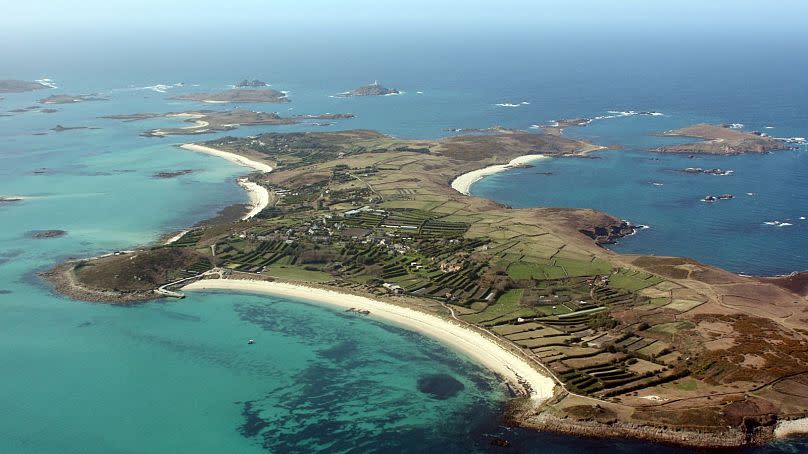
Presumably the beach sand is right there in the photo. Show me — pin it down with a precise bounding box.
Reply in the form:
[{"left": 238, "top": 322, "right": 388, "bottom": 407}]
[
  {"left": 775, "top": 417, "right": 808, "bottom": 438},
  {"left": 179, "top": 143, "right": 273, "bottom": 220},
  {"left": 237, "top": 178, "right": 270, "bottom": 220},
  {"left": 451, "top": 155, "right": 548, "bottom": 195},
  {"left": 163, "top": 229, "right": 189, "bottom": 245},
  {"left": 179, "top": 143, "right": 273, "bottom": 173},
  {"left": 182, "top": 278, "right": 556, "bottom": 401}
]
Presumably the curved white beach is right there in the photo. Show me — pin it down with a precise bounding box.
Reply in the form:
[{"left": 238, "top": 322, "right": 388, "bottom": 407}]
[
  {"left": 180, "top": 143, "right": 273, "bottom": 173},
  {"left": 237, "top": 178, "right": 270, "bottom": 220},
  {"left": 182, "top": 278, "right": 556, "bottom": 402},
  {"left": 451, "top": 155, "right": 548, "bottom": 195},
  {"left": 180, "top": 143, "right": 273, "bottom": 221}
]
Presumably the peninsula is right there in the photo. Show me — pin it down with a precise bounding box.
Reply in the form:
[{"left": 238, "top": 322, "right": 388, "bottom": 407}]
[
  {"left": 336, "top": 81, "right": 400, "bottom": 97},
  {"left": 101, "top": 109, "right": 353, "bottom": 137},
  {"left": 170, "top": 89, "right": 289, "bottom": 104},
  {"left": 0, "top": 79, "right": 49, "bottom": 93},
  {"left": 45, "top": 128, "right": 808, "bottom": 448}
]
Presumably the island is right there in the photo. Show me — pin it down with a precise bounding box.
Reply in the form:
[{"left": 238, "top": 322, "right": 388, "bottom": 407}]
[
  {"left": 38, "top": 94, "right": 107, "bottom": 104},
  {"left": 43, "top": 127, "right": 808, "bottom": 448},
  {"left": 50, "top": 125, "right": 99, "bottom": 132},
  {"left": 9, "top": 106, "right": 42, "bottom": 113},
  {"left": 681, "top": 167, "right": 733, "bottom": 176},
  {"left": 101, "top": 109, "right": 354, "bottom": 137},
  {"left": 542, "top": 113, "right": 662, "bottom": 135},
  {"left": 28, "top": 229, "right": 67, "bottom": 239},
  {"left": 170, "top": 89, "right": 289, "bottom": 104},
  {"left": 658, "top": 123, "right": 788, "bottom": 154},
  {"left": 235, "top": 79, "right": 269, "bottom": 88},
  {"left": 336, "top": 81, "right": 400, "bottom": 97},
  {"left": 153, "top": 169, "right": 195, "bottom": 179},
  {"left": 542, "top": 118, "right": 593, "bottom": 135},
  {"left": 0, "top": 79, "right": 50, "bottom": 93}
]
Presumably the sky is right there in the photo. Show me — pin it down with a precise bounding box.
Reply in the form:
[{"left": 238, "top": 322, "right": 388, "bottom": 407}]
[
  {"left": 3, "top": 0, "right": 807, "bottom": 81},
  {"left": 4, "top": 0, "right": 808, "bottom": 32}
]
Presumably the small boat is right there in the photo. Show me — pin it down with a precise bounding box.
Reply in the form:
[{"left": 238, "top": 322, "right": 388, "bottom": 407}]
[{"left": 247, "top": 339, "right": 255, "bottom": 345}]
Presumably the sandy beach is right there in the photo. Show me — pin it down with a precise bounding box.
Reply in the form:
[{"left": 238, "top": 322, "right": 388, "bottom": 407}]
[
  {"left": 237, "top": 178, "right": 270, "bottom": 220},
  {"left": 451, "top": 155, "right": 548, "bottom": 195},
  {"left": 182, "top": 278, "right": 556, "bottom": 401},
  {"left": 179, "top": 143, "right": 273, "bottom": 220},
  {"left": 163, "top": 229, "right": 189, "bottom": 245},
  {"left": 775, "top": 417, "right": 808, "bottom": 438},
  {"left": 179, "top": 143, "right": 273, "bottom": 173}
]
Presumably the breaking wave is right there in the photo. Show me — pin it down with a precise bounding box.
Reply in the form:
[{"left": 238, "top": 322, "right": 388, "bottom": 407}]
[{"left": 35, "top": 78, "right": 58, "bottom": 89}]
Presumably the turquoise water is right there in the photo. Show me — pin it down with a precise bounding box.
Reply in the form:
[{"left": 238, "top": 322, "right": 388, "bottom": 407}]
[
  {"left": 0, "top": 93, "right": 522, "bottom": 452},
  {"left": 2, "top": 15, "right": 808, "bottom": 452}
]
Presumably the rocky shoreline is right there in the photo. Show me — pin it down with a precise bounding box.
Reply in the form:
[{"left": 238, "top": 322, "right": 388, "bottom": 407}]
[
  {"left": 578, "top": 220, "right": 637, "bottom": 245},
  {"left": 516, "top": 412, "right": 752, "bottom": 449},
  {"left": 41, "top": 262, "right": 159, "bottom": 303}
]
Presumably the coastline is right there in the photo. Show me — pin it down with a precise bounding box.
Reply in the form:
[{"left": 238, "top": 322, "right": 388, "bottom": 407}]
[
  {"left": 775, "top": 417, "right": 808, "bottom": 439},
  {"left": 451, "top": 154, "right": 548, "bottom": 195},
  {"left": 45, "top": 129, "right": 808, "bottom": 449},
  {"left": 179, "top": 143, "right": 273, "bottom": 173},
  {"left": 236, "top": 178, "right": 269, "bottom": 220},
  {"left": 178, "top": 143, "right": 272, "bottom": 221},
  {"left": 181, "top": 278, "right": 557, "bottom": 402}
]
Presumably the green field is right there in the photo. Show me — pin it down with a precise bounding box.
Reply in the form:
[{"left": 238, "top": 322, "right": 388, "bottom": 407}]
[
  {"left": 265, "top": 266, "right": 332, "bottom": 283},
  {"left": 648, "top": 321, "right": 695, "bottom": 335},
  {"left": 609, "top": 269, "right": 664, "bottom": 291},
  {"left": 461, "top": 289, "right": 532, "bottom": 324}
]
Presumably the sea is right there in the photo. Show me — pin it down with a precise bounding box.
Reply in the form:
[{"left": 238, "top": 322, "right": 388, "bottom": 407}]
[{"left": 1, "top": 21, "right": 807, "bottom": 453}]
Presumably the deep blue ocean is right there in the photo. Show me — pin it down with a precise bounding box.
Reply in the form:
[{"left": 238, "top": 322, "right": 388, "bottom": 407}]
[{"left": 1, "top": 18, "right": 807, "bottom": 453}]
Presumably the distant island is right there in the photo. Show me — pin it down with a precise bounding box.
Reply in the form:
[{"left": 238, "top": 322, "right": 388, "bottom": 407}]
[
  {"left": 153, "top": 169, "right": 195, "bottom": 179},
  {"left": 170, "top": 89, "right": 289, "bottom": 104},
  {"left": 543, "top": 113, "right": 661, "bottom": 135},
  {"left": 39, "top": 94, "right": 108, "bottom": 104},
  {"left": 336, "top": 81, "right": 400, "bottom": 97},
  {"left": 50, "top": 125, "right": 99, "bottom": 132},
  {"left": 542, "top": 118, "right": 593, "bottom": 135},
  {"left": 0, "top": 79, "right": 49, "bottom": 93},
  {"left": 658, "top": 123, "right": 787, "bottom": 154},
  {"left": 101, "top": 109, "right": 353, "bottom": 137},
  {"left": 27, "top": 229, "right": 67, "bottom": 239},
  {"left": 235, "top": 79, "right": 269, "bottom": 88}
]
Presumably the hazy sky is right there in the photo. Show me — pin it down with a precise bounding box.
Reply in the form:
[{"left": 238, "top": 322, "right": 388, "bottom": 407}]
[
  {"left": 3, "top": 0, "right": 807, "bottom": 79},
  {"left": 4, "top": 0, "right": 808, "bottom": 31}
]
